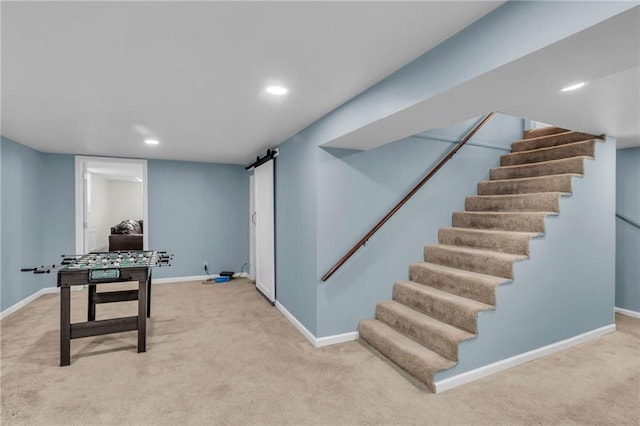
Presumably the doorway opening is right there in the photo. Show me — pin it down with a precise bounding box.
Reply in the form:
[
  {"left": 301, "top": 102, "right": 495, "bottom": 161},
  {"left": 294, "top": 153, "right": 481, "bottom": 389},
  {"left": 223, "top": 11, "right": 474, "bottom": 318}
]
[{"left": 75, "top": 156, "right": 148, "bottom": 254}]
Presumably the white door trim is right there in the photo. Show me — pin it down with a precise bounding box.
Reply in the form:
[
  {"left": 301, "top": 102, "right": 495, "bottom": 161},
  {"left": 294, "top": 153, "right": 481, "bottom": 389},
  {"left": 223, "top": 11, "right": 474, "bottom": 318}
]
[{"left": 74, "top": 156, "right": 148, "bottom": 254}]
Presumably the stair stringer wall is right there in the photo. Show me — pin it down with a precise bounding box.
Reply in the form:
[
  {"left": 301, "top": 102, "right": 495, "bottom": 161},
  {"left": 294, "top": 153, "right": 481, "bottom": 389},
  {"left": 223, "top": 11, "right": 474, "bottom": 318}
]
[
  {"left": 315, "top": 113, "right": 522, "bottom": 338},
  {"left": 435, "top": 137, "right": 616, "bottom": 382}
]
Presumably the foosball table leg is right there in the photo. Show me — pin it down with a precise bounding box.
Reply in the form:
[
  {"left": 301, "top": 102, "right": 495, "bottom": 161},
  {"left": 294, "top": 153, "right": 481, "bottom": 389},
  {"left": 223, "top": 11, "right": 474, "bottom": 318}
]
[
  {"left": 87, "top": 284, "right": 96, "bottom": 321},
  {"left": 60, "top": 286, "right": 71, "bottom": 366},
  {"left": 138, "top": 280, "right": 147, "bottom": 353},
  {"left": 146, "top": 272, "right": 152, "bottom": 318}
]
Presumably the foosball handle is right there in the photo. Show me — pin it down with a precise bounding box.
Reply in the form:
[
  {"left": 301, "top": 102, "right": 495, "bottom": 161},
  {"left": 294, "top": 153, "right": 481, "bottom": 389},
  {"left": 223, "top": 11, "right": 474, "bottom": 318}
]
[{"left": 21, "top": 268, "right": 36, "bottom": 272}]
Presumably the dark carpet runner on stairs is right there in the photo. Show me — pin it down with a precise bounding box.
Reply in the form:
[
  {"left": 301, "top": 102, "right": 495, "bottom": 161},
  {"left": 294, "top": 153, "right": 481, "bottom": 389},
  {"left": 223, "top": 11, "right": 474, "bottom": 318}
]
[{"left": 359, "top": 126, "right": 603, "bottom": 392}]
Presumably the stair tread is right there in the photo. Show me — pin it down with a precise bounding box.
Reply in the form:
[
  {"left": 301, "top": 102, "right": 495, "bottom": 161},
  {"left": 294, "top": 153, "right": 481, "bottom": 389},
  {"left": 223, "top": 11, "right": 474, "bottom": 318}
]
[
  {"left": 492, "top": 156, "right": 590, "bottom": 172},
  {"left": 396, "top": 280, "right": 494, "bottom": 312},
  {"left": 410, "top": 260, "right": 509, "bottom": 285},
  {"left": 379, "top": 300, "right": 475, "bottom": 343},
  {"left": 426, "top": 243, "right": 528, "bottom": 261},
  {"left": 481, "top": 173, "right": 582, "bottom": 185},
  {"left": 501, "top": 140, "right": 595, "bottom": 167},
  {"left": 439, "top": 227, "right": 540, "bottom": 238},
  {"left": 455, "top": 211, "right": 557, "bottom": 217},
  {"left": 360, "top": 319, "right": 456, "bottom": 371},
  {"left": 468, "top": 192, "right": 563, "bottom": 200},
  {"left": 438, "top": 227, "right": 537, "bottom": 256},
  {"left": 490, "top": 157, "right": 586, "bottom": 182},
  {"left": 521, "top": 127, "right": 569, "bottom": 140},
  {"left": 506, "top": 138, "right": 597, "bottom": 157},
  {"left": 513, "top": 130, "right": 588, "bottom": 144}
]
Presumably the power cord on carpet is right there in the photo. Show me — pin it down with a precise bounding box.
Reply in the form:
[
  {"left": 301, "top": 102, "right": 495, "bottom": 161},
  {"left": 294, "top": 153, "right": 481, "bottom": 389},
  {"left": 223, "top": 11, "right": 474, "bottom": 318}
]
[
  {"left": 202, "top": 263, "right": 215, "bottom": 284},
  {"left": 201, "top": 262, "right": 251, "bottom": 284}
]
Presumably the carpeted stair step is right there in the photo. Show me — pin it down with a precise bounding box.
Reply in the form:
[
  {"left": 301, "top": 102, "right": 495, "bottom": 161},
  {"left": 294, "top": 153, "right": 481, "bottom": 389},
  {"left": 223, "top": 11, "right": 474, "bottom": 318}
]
[
  {"left": 409, "top": 261, "right": 507, "bottom": 305},
  {"left": 424, "top": 244, "right": 526, "bottom": 279},
  {"left": 452, "top": 211, "right": 552, "bottom": 233},
  {"left": 359, "top": 319, "right": 456, "bottom": 392},
  {"left": 511, "top": 131, "right": 598, "bottom": 152},
  {"left": 478, "top": 174, "right": 577, "bottom": 195},
  {"left": 438, "top": 227, "right": 537, "bottom": 256},
  {"left": 375, "top": 300, "right": 474, "bottom": 361},
  {"left": 501, "top": 140, "right": 595, "bottom": 166},
  {"left": 465, "top": 193, "right": 561, "bottom": 212},
  {"left": 393, "top": 280, "right": 492, "bottom": 333},
  {"left": 523, "top": 126, "right": 568, "bottom": 139},
  {"left": 490, "top": 157, "right": 586, "bottom": 180}
]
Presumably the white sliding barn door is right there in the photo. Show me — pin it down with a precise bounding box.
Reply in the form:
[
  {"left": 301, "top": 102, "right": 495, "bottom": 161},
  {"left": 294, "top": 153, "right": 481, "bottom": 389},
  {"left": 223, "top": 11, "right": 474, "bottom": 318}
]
[
  {"left": 249, "top": 175, "right": 256, "bottom": 281},
  {"left": 254, "top": 160, "right": 275, "bottom": 303}
]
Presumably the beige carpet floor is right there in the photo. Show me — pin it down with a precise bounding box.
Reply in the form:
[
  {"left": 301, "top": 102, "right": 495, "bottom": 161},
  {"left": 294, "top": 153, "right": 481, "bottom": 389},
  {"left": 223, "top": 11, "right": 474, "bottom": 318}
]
[{"left": 1, "top": 278, "right": 638, "bottom": 425}]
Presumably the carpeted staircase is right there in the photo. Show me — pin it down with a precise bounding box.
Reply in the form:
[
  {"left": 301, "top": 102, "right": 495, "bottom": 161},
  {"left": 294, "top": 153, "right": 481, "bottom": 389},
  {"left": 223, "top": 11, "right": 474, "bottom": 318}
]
[{"left": 359, "top": 126, "right": 604, "bottom": 392}]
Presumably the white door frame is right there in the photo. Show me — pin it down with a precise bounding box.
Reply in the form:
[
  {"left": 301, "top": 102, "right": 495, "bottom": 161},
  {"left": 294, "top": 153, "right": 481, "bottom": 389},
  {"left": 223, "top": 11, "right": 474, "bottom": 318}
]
[{"left": 74, "top": 156, "right": 148, "bottom": 254}]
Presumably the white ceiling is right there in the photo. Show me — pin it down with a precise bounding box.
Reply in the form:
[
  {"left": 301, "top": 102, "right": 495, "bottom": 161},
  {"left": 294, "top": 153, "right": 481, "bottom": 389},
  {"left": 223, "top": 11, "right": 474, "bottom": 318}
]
[
  {"left": 1, "top": 1, "right": 503, "bottom": 164},
  {"left": 505, "top": 65, "right": 640, "bottom": 149},
  {"left": 323, "top": 5, "right": 640, "bottom": 151}
]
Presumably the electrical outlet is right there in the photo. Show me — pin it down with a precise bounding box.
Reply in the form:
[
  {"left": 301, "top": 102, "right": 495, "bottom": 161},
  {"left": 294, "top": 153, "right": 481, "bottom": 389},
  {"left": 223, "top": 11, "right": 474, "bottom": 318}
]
[{"left": 203, "top": 261, "right": 208, "bottom": 271}]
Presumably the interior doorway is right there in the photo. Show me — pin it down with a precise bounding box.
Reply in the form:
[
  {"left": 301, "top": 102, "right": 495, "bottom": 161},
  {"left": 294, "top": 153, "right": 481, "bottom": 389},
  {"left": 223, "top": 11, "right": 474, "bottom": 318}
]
[{"left": 75, "top": 156, "right": 148, "bottom": 254}]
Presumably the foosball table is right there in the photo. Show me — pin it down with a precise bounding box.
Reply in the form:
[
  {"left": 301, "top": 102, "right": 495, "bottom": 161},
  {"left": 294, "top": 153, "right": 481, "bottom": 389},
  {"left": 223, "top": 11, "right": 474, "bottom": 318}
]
[{"left": 22, "top": 250, "right": 172, "bottom": 366}]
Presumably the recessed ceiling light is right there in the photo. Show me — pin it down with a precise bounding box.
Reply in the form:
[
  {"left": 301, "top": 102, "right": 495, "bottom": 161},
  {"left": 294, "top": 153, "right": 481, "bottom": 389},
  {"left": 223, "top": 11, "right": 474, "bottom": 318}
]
[
  {"left": 144, "top": 139, "right": 159, "bottom": 145},
  {"left": 561, "top": 82, "right": 587, "bottom": 92},
  {"left": 266, "top": 85, "right": 288, "bottom": 95}
]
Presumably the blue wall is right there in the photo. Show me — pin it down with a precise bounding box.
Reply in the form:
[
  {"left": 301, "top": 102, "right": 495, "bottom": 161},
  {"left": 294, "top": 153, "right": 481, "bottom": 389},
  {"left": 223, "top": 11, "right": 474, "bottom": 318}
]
[
  {"left": 1, "top": 137, "right": 45, "bottom": 311},
  {"left": 40, "top": 154, "right": 76, "bottom": 262},
  {"left": 274, "top": 111, "right": 523, "bottom": 336},
  {"left": 1, "top": 138, "right": 74, "bottom": 311},
  {"left": 0, "top": 136, "right": 2, "bottom": 309},
  {"left": 273, "top": 0, "right": 633, "bottom": 337},
  {"left": 1, "top": 137, "right": 249, "bottom": 312},
  {"left": 616, "top": 148, "right": 640, "bottom": 312},
  {"left": 316, "top": 114, "right": 522, "bottom": 337},
  {"left": 275, "top": 134, "right": 318, "bottom": 332},
  {"left": 148, "top": 159, "right": 249, "bottom": 279}
]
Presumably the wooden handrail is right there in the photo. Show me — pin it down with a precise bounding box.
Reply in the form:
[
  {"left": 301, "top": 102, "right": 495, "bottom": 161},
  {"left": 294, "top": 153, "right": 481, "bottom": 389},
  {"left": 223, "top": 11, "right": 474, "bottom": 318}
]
[{"left": 321, "top": 112, "right": 495, "bottom": 282}]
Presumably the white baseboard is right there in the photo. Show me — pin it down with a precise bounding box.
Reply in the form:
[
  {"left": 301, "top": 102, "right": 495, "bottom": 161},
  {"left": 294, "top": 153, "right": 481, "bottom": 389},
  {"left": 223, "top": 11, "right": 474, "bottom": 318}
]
[
  {"left": 2, "top": 285, "right": 87, "bottom": 320},
  {"left": 154, "top": 272, "right": 250, "bottom": 284},
  {"left": 275, "top": 301, "right": 359, "bottom": 348},
  {"left": 275, "top": 301, "right": 317, "bottom": 346},
  {"left": 434, "top": 324, "right": 616, "bottom": 393},
  {"left": 153, "top": 275, "right": 210, "bottom": 284},
  {"left": 316, "top": 331, "right": 360, "bottom": 347},
  {"left": 1, "top": 287, "right": 58, "bottom": 320},
  {"left": 615, "top": 306, "right": 640, "bottom": 319}
]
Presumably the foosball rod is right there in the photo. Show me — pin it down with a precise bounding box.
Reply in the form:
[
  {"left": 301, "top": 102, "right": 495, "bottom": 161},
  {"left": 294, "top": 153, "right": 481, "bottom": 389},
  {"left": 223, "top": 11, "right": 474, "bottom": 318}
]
[{"left": 21, "top": 265, "right": 58, "bottom": 274}]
